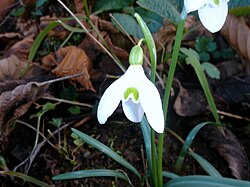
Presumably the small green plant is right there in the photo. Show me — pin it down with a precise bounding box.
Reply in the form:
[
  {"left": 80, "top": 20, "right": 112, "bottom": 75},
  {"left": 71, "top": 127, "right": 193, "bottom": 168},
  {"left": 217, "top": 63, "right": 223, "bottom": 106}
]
[
  {"left": 195, "top": 36, "right": 235, "bottom": 61},
  {"left": 67, "top": 106, "right": 81, "bottom": 115},
  {"left": 48, "top": 117, "right": 63, "bottom": 128},
  {"left": 32, "top": 0, "right": 49, "bottom": 16},
  {"left": 195, "top": 36, "right": 217, "bottom": 62},
  {"left": 71, "top": 132, "right": 84, "bottom": 147},
  {"left": 11, "top": 0, "right": 49, "bottom": 17}
]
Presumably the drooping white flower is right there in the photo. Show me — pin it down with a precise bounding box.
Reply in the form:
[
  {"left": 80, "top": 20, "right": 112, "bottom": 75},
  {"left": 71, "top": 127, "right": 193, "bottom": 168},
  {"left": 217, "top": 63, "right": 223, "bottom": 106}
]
[
  {"left": 97, "top": 45, "right": 164, "bottom": 133},
  {"left": 184, "top": 0, "right": 230, "bottom": 33}
]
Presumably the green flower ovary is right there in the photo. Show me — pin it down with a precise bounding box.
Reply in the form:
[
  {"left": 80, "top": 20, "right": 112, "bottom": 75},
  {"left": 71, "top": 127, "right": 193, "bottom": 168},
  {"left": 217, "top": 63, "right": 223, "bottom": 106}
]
[
  {"left": 213, "top": 0, "right": 220, "bottom": 5},
  {"left": 129, "top": 45, "right": 143, "bottom": 65},
  {"left": 124, "top": 87, "right": 139, "bottom": 102}
]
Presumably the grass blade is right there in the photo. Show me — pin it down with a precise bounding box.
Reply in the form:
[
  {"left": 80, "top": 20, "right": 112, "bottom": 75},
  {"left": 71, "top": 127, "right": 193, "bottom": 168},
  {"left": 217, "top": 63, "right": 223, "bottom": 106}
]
[
  {"left": 28, "top": 21, "right": 59, "bottom": 62},
  {"left": 175, "top": 122, "right": 214, "bottom": 169},
  {"left": 180, "top": 48, "right": 221, "bottom": 127},
  {"left": 140, "top": 117, "right": 153, "bottom": 183},
  {"left": 28, "top": 18, "right": 85, "bottom": 63},
  {"left": 164, "top": 175, "right": 250, "bottom": 187},
  {"left": 56, "top": 20, "right": 85, "bottom": 33},
  {"left": 162, "top": 171, "right": 180, "bottom": 179},
  {"left": 71, "top": 128, "right": 141, "bottom": 179},
  {"left": 134, "top": 12, "right": 157, "bottom": 82},
  {"left": 190, "top": 151, "right": 222, "bottom": 177},
  {"left": 0, "top": 171, "right": 49, "bottom": 187},
  {"left": 53, "top": 169, "right": 129, "bottom": 182}
]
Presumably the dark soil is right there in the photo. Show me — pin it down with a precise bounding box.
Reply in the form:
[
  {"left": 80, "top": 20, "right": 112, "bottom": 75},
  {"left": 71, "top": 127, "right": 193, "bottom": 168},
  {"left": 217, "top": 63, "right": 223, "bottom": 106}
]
[{"left": 1, "top": 94, "right": 249, "bottom": 186}]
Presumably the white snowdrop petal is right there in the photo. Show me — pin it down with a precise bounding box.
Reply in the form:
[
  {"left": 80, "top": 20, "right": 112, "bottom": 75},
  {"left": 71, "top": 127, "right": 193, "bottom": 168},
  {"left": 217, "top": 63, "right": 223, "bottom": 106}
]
[
  {"left": 125, "top": 65, "right": 144, "bottom": 80},
  {"left": 184, "top": 0, "right": 208, "bottom": 13},
  {"left": 139, "top": 78, "right": 164, "bottom": 133},
  {"left": 121, "top": 65, "right": 145, "bottom": 122},
  {"left": 97, "top": 78, "right": 125, "bottom": 124},
  {"left": 122, "top": 100, "right": 144, "bottom": 122},
  {"left": 198, "top": 2, "right": 228, "bottom": 33}
]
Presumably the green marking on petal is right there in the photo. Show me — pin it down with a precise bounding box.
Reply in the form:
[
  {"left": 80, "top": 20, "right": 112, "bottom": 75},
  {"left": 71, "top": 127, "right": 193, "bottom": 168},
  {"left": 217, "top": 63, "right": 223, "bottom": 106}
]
[
  {"left": 124, "top": 87, "right": 139, "bottom": 102},
  {"left": 213, "top": 0, "right": 220, "bottom": 5}
]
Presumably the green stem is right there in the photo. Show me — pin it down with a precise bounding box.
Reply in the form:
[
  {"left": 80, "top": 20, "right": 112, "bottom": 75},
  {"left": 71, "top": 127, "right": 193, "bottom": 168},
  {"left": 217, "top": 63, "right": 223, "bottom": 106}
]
[
  {"left": 157, "top": 8, "right": 187, "bottom": 187},
  {"left": 134, "top": 13, "right": 158, "bottom": 186},
  {"left": 151, "top": 128, "right": 158, "bottom": 187}
]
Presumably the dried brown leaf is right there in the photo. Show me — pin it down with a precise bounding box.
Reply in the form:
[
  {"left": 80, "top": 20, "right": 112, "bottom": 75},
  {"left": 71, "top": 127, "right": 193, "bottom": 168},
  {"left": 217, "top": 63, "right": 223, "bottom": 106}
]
[
  {"left": 16, "top": 19, "right": 38, "bottom": 37},
  {"left": 201, "top": 126, "right": 248, "bottom": 179},
  {"left": 174, "top": 83, "right": 207, "bottom": 117},
  {"left": 42, "top": 46, "right": 95, "bottom": 91},
  {"left": 0, "top": 82, "right": 49, "bottom": 140},
  {"left": 221, "top": 14, "right": 250, "bottom": 60},
  {"left": 3, "top": 35, "right": 34, "bottom": 59},
  {"left": 104, "top": 34, "right": 129, "bottom": 59},
  {"left": 214, "top": 76, "right": 250, "bottom": 104},
  {"left": 0, "top": 0, "right": 16, "bottom": 20},
  {"left": 79, "top": 35, "right": 102, "bottom": 61},
  {"left": 0, "top": 54, "right": 31, "bottom": 81},
  {"left": 153, "top": 23, "right": 176, "bottom": 53},
  {"left": 89, "top": 15, "right": 132, "bottom": 59},
  {"left": 74, "top": 0, "right": 85, "bottom": 14},
  {"left": 99, "top": 18, "right": 120, "bottom": 34},
  {"left": 0, "top": 32, "right": 21, "bottom": 44}
]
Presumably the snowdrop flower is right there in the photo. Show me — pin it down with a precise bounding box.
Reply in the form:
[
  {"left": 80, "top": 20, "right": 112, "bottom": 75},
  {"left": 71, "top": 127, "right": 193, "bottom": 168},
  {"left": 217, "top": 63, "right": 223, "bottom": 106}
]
[
  {"left": 97, "top": 45, "right": 164, "bottom": 133},
  {"left": 184, "top": 0, "right": 230, "bottom": 33}
]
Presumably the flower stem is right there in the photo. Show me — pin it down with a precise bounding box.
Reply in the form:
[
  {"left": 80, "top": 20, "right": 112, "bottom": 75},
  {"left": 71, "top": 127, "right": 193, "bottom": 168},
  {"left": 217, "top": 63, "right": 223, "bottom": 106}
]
[
  {"left": 157, "top": 8, "right": 187, "bottom": 187},
  {"left": 151, "top": 128, "right": 158, "bottom": 187},
  {"left": 134, "top": 13, "right": 159, "bottom": 186}
]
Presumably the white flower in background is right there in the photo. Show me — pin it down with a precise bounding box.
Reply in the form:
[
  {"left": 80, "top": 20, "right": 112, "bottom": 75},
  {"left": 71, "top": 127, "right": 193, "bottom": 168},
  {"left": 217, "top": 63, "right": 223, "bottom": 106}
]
[
  {"left": 184, "top": 0, "right": 230, "bottom": 33},
  {"left": 97, "top": 45, "right": 164, "bottom": 133}
]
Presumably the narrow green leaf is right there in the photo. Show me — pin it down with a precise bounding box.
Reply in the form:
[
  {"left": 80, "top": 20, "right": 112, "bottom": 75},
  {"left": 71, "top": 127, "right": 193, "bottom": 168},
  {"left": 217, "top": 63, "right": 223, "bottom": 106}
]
[
  {"left": 28, "top": 21, "right": 59, "bottom": 62},
  {"left": 29, "top": 19, "right": 87, "bottom": 63},
  {"left": 56, "top": 20, "right": 85, "bottom": 33},
  {"left": 175, "top": 122, "right": 214, "bottom": 169},
  {"left": 140, "top": 117, "right": 153, "bottom": 183},
  {"left": 0, "top": 171, "right": 49, "bottom": 187},
  {"left": 137, "top": 0, "right": 180, "bottom": 24},
  {"left": 162, "top": 171, "right": 180, "bottom": 179},
  {"left": 134, "top": 12, "right": 157, "bottom": 82},
  {"left": 164, "top": 175, "right": 250, "bottom": 187},
  {"left": 189, "top": 152, "right": 222, "bottom": 177},
  {"left": 53, "top": 169, "right": 129, "bottom": 182},
  {"left": 71, "top": 128, "right": 141, "bottom": 179},
  {"left": 180, "top": 48, "right": 221, "bottom": 126}
]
